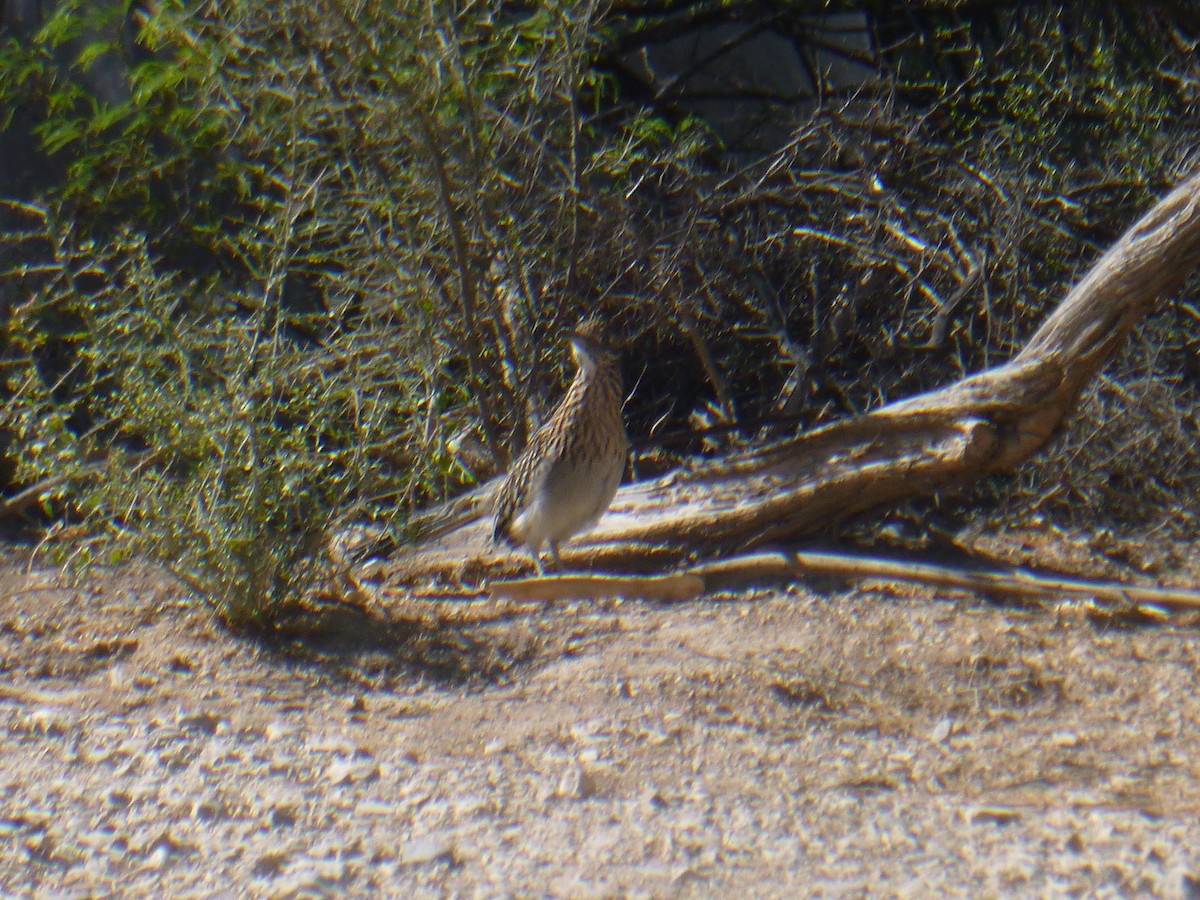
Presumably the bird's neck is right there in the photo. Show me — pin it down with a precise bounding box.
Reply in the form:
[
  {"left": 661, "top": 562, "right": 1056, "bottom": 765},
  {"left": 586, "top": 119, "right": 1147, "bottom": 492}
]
[{"left": 570, "top": 360, "right": 622, "bottom": 410}]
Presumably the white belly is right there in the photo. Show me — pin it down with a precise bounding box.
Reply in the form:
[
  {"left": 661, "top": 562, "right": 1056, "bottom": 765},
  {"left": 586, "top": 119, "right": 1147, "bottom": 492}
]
[{"left": 509, "top": 452, "right": 624, "bottom": 553}]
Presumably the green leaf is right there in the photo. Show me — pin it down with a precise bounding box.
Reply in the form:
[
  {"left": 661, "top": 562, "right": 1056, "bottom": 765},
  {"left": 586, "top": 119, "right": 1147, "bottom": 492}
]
[
  {"left": 75, "top": 38, "right": 115, "bottom": 72},
  {"left": 87, "top": 101, "right": 129, "bottom": 135},
  {"left": 37, "top": 118, "right": 83, "bottom": 153}
]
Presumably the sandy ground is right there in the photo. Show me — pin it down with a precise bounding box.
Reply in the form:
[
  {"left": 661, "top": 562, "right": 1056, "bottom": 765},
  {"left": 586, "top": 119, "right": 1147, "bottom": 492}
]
[{"left": 0, "top": 529, "right": 1199, "bottom": 898}]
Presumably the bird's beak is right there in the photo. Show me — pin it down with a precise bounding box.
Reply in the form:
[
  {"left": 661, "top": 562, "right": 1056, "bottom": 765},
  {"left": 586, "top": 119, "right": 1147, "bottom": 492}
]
[{"left": 569, "top": 335, "right": 595, "bottom": 372}]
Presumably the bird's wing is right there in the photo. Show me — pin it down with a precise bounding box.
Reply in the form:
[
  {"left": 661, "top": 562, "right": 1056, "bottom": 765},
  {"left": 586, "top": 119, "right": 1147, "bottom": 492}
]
[{"left": 491, "top": 421, "right": 568, "bottom": 544}]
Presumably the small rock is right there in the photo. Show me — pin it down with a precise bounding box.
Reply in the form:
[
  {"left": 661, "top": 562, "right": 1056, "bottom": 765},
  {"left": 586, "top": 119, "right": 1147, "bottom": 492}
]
[
  {"left": 644, "top": 788, "right": 670, "bottom": 810},
  {"left": 354, "top": 800, "right": 393, "bottom": 817},
  {"left": 557, "top": 765, "right": 603, "bottom": 800},
  {"left": 929, "top": 717, "right": 952, "bottom": 744},
  {"left": 253, "top": 849, "right": 290, "bottom": 876},
  {"left": 970, "top": 807, "right": 1021, "bottom": 825},
  {"left": 178, "top": 710, "right": 225, "bottom": 735},
  {"left": 269, "top": 804, "right": 300, "bottom": 828},
  {"left": 143, "top": 843, "right": 169, "bottom": 870},
  {"left": 309, "top": 734, "right": 356, "bottom": 755},
  {"left": 673, "top": 867, "right": 709, "bottom": 888},
  {"left": 325, "top": 758, "right": 380, "bottom": 786},
  {"left": 398, "top": 834, "right": 455, "bottom": 866},
  {"left": 132, "top": 673, "right": 158, "bottom": 690},
  {"left": 266, "top": 869, "right": 332, "bottom": 900},
  {"left": 313, "top": 858, "right": 346, "bottom": 881},
  {"left": 29, "top": 707, "right": 69, "bottom": 736},
  {"left": 108, "top": 665, "right": 129, "bottom": 690},
  {"left": 139, "top": 830, "right": 187, "bottom": 870},
  {"left": 193, "top": 797, "right": 227, "bottom": 821}
]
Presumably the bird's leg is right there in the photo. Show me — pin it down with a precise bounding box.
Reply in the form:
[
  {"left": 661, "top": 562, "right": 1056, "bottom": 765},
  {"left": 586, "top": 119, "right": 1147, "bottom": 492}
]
[
  {"left": 529, "top": 549, "right": 546, "bottom": 576},
  {"left": 547, "top": 540, "right": 563, "bottom": 571}
]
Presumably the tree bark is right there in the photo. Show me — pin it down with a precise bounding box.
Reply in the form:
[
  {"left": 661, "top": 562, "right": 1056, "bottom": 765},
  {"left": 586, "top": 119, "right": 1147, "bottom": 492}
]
[{"left": 382, "top": 168, "right": 1200, "bottom": 586}]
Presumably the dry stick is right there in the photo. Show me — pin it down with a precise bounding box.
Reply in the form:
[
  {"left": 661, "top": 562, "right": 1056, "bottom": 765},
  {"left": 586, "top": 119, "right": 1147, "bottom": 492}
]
[
  {"left": 0, "top": 473, "right": 77, "bottom": 520},
  {"left": 690, "top": 551, "right": 1200, "bottom": 613},
  {"left": 488, "top": 572, "right": 704, "bottom": 603},
  {"left": 486, "top": 550, "right": 1200, "bottom": 615},
  {"left": 925, "top": 257, "right": 982, "bottom": 348},
  {"left": 0, "top": 462, "right": 110, "bottom": 521}
]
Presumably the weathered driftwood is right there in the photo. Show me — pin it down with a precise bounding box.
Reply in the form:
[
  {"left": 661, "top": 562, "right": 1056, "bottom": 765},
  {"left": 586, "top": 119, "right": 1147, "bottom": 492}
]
[{"left": 383, "top": 169, "right": 1200, "bottom": 587}]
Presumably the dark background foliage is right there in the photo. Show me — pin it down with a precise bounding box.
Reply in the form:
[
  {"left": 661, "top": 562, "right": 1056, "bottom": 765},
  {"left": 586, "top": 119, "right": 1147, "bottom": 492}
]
[{"left": 0, "top": 0, "right": 1197, "bottom": 622}]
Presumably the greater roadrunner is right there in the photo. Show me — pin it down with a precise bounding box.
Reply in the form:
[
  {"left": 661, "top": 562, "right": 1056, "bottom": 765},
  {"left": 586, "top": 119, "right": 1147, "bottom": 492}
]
[{"left": 492, "top": 319, "right": 628, "bottom": 574}]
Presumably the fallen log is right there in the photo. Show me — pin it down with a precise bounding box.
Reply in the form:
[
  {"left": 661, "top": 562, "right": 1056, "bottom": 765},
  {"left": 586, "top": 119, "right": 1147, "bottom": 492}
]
[{"left": 382, "top": 168, "right": 1200, "bottom": 587}]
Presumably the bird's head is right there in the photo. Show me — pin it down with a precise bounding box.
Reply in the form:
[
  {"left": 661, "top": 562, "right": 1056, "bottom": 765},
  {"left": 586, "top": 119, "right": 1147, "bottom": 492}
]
[{"left": 569, "top": 319, "right": 617, "bottom": 376}]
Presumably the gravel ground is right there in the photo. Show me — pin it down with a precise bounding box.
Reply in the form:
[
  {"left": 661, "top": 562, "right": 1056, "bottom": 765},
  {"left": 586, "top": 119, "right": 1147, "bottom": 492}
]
[{"left": 1, "top": 531, "right": 1199, "bottom": 898}]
